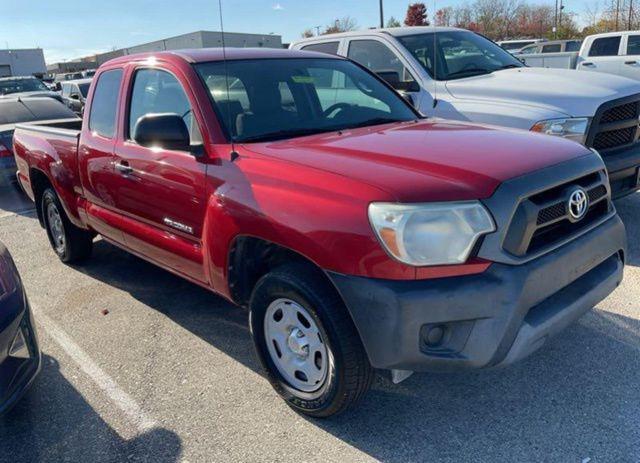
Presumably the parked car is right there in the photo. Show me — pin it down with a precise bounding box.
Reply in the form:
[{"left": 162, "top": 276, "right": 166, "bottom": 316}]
[
  {"left": 13, "top": 48, "right": 626, "bottom": 417},
  {"left": 60, "top": 79, "right": 92, "bottom": 114},
  {"left": 519, "top": 30, "right": 640, "bottom": 81},
  {"left": 0, "top": 98, "right": 78, "bottom": 187},
  {"left": 515, "top": 39, "right": 582, "bottom": 55},
  {"left": 497, "top": 38, "right": 545, "bottom": 53},
  {"left": 0, "top": 240, "right": 41, "bottom": 415},
  {"left": 0, "top": 76, "right": 64, "bottom": 104},
  {"left": 291, "top": 27, "right": 640, "bottom": 198}
]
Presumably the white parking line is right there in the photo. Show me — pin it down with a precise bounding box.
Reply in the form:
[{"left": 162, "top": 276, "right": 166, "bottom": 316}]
[{"left": 32, "top": 305, "right": 157, "bottom": 432}]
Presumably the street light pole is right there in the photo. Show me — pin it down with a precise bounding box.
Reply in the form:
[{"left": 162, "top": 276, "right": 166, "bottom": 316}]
[
  {"left": 379, "top": 0, "right": 384, "bottom": 28},
  {"left": 554, "top": 0, "right": 558, "bottom": 39}
]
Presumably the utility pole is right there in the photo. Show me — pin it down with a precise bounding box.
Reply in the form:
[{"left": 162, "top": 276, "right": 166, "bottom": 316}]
[
  {"left": 615, "top": 0, "right": 620, "bottom": 30},
  {"left": 629, "top": 0, "right": 634, "bottom": 30},
  {"left": 554, "top": 0, "right": 558, "bottom": 39},
  {"left": 559, "top": 0, "right": 564, "bottom": 36},
  {"left": 379, "top": 0, "right": 384, "bottom": 28}
]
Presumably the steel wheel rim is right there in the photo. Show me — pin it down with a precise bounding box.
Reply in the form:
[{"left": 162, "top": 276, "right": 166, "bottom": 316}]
[
  {"left": 264, "top": 298, "right": 329, "bottom": 393},
  {"left": 46, "top": 202, "right": 65, "bottom": 254}
]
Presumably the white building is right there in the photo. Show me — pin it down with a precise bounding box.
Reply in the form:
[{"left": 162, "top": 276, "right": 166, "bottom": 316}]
[{"left": 0, "top": 49, "right": 47, "bottom": 77}]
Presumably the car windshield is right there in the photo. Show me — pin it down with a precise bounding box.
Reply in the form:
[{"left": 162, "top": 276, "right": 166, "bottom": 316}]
[
  {"left": 397, "top": 31, "right": 524, "bottom": 81},
  {"left": 78, "top": 83, "right": 90, "bottom": 97},
  {"left": 0, "top": 78, "right": 49, "bottom": 95},
  {"left": 194, "top": 58, "right": 418, "bottom": 143}
]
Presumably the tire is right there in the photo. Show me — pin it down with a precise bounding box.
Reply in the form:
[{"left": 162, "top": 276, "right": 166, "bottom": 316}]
[
  {"left": 249, "top": 263, "right": 374, "bottom": 418},
  {"left": 41, "top": 188, "right": 93, "bottom": 263}
]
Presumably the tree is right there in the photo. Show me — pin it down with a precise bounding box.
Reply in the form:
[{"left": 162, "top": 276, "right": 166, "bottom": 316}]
[
  {"left": 434, "top": 7, "right": 453, "bottom": 26},
  {"left": 386, "top": 16, "right": 402, "bottom": 28},
  {"left": 323, "top": 16, "right": 358, "bottom": 34},
  {"left": 405, "top": 3, "right": 430, "bottom": 26},
  {"left": 301, "top": 29, "right": 314, "bottom": 38}
]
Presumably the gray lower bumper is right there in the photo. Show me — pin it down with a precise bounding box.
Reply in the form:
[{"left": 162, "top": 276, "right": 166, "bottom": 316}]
[{"left": 328, "top": 215, "right": 626, "bottom": 372}]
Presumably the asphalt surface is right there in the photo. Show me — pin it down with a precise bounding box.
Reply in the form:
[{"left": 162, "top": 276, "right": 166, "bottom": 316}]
[{"left": 0, "top": 184, "right": 638, "bottom": 463}]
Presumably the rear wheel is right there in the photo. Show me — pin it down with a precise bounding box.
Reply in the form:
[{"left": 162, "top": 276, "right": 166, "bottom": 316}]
[
  {"left": 42, "top": 188, "right": 93, "bottom": 263},
  {"left": 249, "top": 263, "right": 374, "bottom": 417}
]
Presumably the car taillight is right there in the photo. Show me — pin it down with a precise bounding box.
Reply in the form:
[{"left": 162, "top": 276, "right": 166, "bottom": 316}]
[{"left": 0, "top": 143, "right": 11, "bottom": 158}]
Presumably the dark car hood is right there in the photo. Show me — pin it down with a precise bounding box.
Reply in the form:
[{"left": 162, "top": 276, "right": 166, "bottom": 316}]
[
  {"left": 242, "top": 119, "right": 592, "bottom": 202},
  {"left": 0, "top": 91, "right": 62, "bottom": 102}
]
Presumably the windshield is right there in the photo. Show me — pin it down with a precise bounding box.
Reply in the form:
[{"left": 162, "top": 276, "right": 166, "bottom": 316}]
[
  {"left": 78, "top": 83, "right": 91, "bottom": 97},
  {"left": 0, "top": 77, "right": 50, "bottom": 95},
  {"left": 194, "top": 58, "right": 418, "bottom": 143},
  {"left": 397, "top": 31, "right": 524, "bottom": 81}
]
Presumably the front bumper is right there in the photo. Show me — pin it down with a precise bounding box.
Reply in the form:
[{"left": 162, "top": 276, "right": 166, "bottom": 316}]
[
  {"left": 600, "top": 144, "right": 640, "bottom": 199},
  {"left": 328, "top": 214, "right": 625, "bottom": 372},
  {"left": 0, "top": 275, "right": 41, "bottom": 415}
]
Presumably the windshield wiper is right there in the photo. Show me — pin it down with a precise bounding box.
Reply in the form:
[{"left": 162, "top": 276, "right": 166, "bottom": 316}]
[
  {"left": 496, "top": 64, "right": 521, "bottom": 70},
  {"left": 343, "top": 118, "right": 407, "bottom": 130},
  {"left": 445, "top": 68, "right": 492, "bottom": 80},
  {"left": 238, "top": 127, "right": 336, "bottom": 143}
]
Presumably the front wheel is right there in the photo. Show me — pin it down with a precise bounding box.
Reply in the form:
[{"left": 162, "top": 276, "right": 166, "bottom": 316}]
[
  {"left": 42, "top": 188, "right": 93, "bottom": 263},
  {"left": 249, "top": 263, "right": 374, "bottom": 417}
]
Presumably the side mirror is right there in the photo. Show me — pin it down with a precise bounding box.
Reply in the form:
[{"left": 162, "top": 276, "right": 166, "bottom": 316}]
[
  {"left": 133, "top": 113, "right": 191, "bottom": 152},
  {"left": 70, "top": 93, "right": 80, "bottom": 100}
]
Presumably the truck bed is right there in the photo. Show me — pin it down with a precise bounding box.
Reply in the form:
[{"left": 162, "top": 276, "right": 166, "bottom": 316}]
[{"left": 12, "top": 118, "right": 83, "bottom": 211}]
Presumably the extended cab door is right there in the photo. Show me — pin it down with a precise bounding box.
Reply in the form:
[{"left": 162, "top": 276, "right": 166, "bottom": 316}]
[
  {"left": 78, "top": 68, "right": 127, "bottom": 244},
  {"left": 619, "top": 33, "right": 640, "bottom": 80},
  {"left": 112, "top": 66, "right": 208, "bottom": 282},
  {"left": 579, "top": 35, "right": 623, "bottom": 75}
]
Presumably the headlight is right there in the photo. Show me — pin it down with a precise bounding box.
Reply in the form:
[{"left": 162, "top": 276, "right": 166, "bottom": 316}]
[
  {"left": 368, "top": 201, "right": 495, "bottom": 266},
  {"left": 531, "top": 118, "right": 590, "bottom": 144}
]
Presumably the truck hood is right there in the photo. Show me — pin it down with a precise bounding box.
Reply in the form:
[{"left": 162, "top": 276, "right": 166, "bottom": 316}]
[
  {"left": 445, "top": 67, "right": 640, "bottom": 118},
  {"left": 242, "top": 119, "right": 592, "bottom": 202}
]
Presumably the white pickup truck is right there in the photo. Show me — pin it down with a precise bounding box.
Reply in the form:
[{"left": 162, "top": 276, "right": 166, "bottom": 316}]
[
  {"left": 291, "top": 27, "right": 640, "bottom": 198},
  {"left": 518, "top": 31, "right": 640, "bottom": 81}
]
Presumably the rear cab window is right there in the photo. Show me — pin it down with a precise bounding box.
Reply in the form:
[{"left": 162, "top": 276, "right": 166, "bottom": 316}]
[
  {"left": 89, "top": 69, "right": 123, "bottom": 138},
  {"left": 542, "top": 44, "right": 561, "bottom": 53},
  {"left": 627, "top": 35, "right": 640, "bottom": 55},
  {"left": 589, "top": 36, "right": 621, "bottom": 57},
  {"left": 301, "top": 42, "right": 340, "bottom": 55}
]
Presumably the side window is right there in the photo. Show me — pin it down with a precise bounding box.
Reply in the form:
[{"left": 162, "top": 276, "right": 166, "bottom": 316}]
[
  {"left": 71, "top": 84, "right": 80, "bottom": 96},
  {"left": 128, "top": 68, "right": 200, "bottom": 144},
  {"left": 589, "top": 37, "right": 621, "bottom": 57},
  {"left": 89, "top": 69, "right": 123, "bottom": 138},
  {"left": 347, "top": 40, "right": 415, "bottom": 85},
  {"left": 565, "top": 41, "right": 581, "bottom": 52},
  {"left": 627, "top": 35, "right": 640, "bottom": 55},
  {"left": 542, "top": 44, "right": 561, "bottom": 53},
  {"left": 301, "top": 42, "right": 340, "bottom": 55},
  {"left": 61, "top": 83, "right": 70, "bottom": 97}
]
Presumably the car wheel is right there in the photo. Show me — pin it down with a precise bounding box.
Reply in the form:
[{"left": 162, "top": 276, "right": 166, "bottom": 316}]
[
  {"left": 249, "top": 263, "right": 374, "bottom": 417},
  {"left": 42, "top": 188, "right": 92, "bottom": 263}
]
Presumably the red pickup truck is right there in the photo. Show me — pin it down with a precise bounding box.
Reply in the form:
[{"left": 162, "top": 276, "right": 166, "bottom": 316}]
[{"left": 12, "top": 48, "right": 626, "bottom": 417}]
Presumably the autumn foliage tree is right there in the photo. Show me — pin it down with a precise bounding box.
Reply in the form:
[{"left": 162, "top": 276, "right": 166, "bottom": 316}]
[{"left": 405, "top": 3, "right": 430, "bottom": 26}]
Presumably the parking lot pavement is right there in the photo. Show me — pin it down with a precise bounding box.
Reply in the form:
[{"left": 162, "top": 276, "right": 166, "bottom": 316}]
[{"left": 0, "top": 189, "right": 638, "bottom": 463}]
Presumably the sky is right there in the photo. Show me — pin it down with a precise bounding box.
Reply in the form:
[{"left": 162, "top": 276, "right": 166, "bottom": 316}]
[{"left": 1, "top": 0, "right": 591, "bottom": 63}]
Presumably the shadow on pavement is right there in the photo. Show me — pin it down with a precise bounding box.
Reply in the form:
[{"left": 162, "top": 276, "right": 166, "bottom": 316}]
[
  {"left": 0, "top": 355, "right": 182, "bottom": 463},
  {"left": 0, "top": 186, "right": 35, "bottom": 218},
  {"left": 74, "top": 239, "right": 640, "bottom": 462}
]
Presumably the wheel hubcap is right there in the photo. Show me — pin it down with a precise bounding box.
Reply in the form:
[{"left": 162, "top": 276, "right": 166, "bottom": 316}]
[
  {"left": 46, "top": 202, "right": 65, "bottom": 253},
  {"left": 264, "top": 298, "right": 328, "bottom": 392}
]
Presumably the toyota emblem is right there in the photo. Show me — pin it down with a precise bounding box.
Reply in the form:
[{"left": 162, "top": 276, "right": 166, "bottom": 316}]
[{"left": 568, "top": 188, "right": 589, "bottom": 221}]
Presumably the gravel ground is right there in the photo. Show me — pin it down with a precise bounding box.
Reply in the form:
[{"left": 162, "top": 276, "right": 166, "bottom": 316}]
[{"left": 0, "top": 185, "right": 638, "bottom": 463}]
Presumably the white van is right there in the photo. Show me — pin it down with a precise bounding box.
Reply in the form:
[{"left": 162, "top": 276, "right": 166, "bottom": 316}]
[{"left": 291, "top": 27, "right": 640, "bottom": 197}]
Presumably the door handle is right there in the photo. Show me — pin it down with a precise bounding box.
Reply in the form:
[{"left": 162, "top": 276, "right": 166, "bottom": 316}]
[
  {"left": 582, "top": 62, "right": 594, "bottom": 66},
  {"left": 115, "top": 161, "right": 133, "bottom": 175},
  {"left": 625, "top": 60, "right": 637, "bottom": 65}
]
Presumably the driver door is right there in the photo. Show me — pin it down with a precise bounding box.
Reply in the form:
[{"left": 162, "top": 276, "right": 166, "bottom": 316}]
[{"left": 112, "top": 67, "right": 208, "bottom": 282}]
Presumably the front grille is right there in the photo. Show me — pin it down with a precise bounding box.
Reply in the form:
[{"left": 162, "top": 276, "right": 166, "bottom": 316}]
[
  {"left": 593, "top": 126, "right": 636, "bottom": 150},
  {"left": 588, "top": 97, "right": 640, "bottom": 153},
  {"left": 503, "top": 171, "right": 611, "bottom": 257},
  {"left": 600, "top": 102, "right": 639, "bottom": 123}
]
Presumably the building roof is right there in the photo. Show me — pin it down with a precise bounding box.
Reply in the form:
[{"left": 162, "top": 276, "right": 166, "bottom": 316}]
[{"left": 105, "top": 47, "right": 342, "bottom": 66}]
